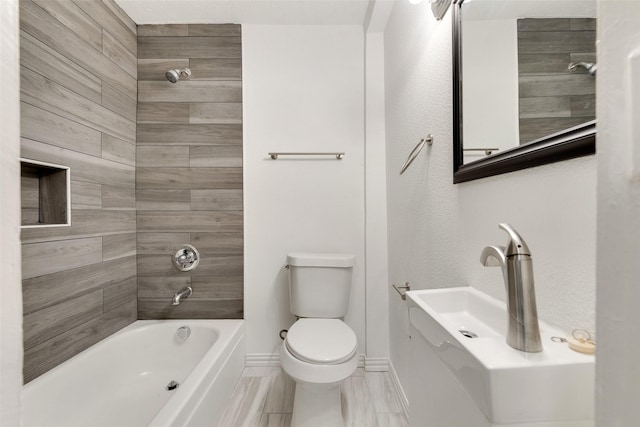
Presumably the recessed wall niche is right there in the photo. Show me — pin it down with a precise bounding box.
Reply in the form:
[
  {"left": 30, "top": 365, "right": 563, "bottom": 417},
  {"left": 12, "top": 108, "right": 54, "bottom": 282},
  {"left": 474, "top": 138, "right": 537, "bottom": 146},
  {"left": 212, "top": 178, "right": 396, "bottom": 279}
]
[{"left": 20, "top": 158, "right": 71, "bottom": 228}]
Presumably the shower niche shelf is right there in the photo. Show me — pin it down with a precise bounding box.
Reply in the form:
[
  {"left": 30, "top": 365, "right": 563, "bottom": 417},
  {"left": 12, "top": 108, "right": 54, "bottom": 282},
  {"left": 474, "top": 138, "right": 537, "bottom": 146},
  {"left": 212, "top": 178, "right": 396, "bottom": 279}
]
[{"left": 21, "top": 158, "right": 71, "bottom": 228}]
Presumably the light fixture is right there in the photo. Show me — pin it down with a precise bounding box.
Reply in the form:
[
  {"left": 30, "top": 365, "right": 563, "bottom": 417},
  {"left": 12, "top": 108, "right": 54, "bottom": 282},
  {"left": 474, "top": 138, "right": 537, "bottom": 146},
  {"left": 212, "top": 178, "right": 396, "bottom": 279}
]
[
  {"left": 408, "top": 0, "right": 451, "bottom": 20},
  {"left": 430, "top": 0, "right": 451, "bottom": 20}
]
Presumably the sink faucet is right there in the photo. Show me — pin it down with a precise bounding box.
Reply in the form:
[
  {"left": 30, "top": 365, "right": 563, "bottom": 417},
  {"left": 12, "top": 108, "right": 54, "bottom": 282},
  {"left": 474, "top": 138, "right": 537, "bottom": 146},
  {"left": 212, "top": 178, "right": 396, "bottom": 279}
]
[
  {"left": 480, "top": 223, "right": 542, "bottom": 353},
  {"left": 172, "top": 286, "right": 192, "bottom": 306}
]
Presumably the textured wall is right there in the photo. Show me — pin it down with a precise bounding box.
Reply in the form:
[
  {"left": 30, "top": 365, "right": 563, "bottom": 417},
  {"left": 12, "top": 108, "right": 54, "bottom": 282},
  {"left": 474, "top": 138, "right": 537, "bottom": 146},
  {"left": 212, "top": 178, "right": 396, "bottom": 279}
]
[
  {"left": 20, "top": 0, "right": 138, "bottom": 383},
  {"left": 136, "top": 24, "right": 243, "bottom": 319},
  {"left": 383, "top": 0, "right": 596, "bottom": 406}
]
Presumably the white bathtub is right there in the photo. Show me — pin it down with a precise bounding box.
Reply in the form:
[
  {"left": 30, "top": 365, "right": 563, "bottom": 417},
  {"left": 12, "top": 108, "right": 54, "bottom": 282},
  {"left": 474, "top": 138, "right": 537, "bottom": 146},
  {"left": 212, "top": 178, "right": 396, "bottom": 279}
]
[{"left": 23, "top": 320, "right": 245, "bottom": 427}]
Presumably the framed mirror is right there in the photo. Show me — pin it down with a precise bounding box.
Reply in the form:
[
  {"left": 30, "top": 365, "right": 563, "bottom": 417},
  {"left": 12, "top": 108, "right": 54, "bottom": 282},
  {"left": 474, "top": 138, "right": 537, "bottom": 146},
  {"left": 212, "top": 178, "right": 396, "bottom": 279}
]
[{"left": 453, "top": 0, "right": 596, "bottom": 184}]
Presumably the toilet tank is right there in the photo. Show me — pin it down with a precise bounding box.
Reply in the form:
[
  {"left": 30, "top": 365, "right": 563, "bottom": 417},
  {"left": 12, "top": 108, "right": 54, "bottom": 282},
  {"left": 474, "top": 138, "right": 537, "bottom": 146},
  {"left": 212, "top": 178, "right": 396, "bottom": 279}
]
[{"left": 286, "top": 253, "right": 355, "bottom": 318}]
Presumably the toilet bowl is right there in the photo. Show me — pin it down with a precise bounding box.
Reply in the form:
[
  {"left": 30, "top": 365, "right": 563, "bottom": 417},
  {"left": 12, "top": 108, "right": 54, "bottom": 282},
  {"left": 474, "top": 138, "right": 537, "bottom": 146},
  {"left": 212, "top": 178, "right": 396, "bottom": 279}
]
[
  {"left": 281, "top": 253, "right": 357, "bottom": 427},
  {"left": 281, "top": 319, "right": 358, "bottom": 427}
]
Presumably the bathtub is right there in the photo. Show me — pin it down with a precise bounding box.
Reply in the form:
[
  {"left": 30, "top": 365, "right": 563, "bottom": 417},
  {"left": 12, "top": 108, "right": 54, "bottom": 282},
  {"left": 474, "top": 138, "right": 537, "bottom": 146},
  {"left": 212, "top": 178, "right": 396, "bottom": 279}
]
[{"left": 22, "top": 320, "right": 245, "bottom": 427}]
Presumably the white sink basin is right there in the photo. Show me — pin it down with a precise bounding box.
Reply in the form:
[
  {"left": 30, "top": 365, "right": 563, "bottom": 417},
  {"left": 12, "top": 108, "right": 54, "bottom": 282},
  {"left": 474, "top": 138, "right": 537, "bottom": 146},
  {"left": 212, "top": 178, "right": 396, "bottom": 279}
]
[{"left": 406, "top": 287, "right": 594, "bottom": 425}]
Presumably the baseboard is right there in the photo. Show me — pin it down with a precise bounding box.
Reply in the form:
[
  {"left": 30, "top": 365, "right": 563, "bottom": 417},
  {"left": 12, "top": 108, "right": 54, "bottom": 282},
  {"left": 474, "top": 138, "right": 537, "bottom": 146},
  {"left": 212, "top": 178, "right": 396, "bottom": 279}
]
[
  {"left": 245, "top": 353, "right": 280, "bottom": 367},
  {"left": 388, "top": 360, "right": 410, "bottom": 420},
  {"left": 364, "top": 357, "right": 389, "bottom": 372},
  {"left": 245, "top": 353, "right": 369, "bottom": 368}
]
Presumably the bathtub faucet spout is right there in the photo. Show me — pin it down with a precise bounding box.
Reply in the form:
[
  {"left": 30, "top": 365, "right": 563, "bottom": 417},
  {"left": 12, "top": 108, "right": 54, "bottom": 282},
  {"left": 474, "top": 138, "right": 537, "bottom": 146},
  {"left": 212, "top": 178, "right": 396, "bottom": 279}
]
[{"left": 172, "top": 286, "right": 192, "bottom": 305}]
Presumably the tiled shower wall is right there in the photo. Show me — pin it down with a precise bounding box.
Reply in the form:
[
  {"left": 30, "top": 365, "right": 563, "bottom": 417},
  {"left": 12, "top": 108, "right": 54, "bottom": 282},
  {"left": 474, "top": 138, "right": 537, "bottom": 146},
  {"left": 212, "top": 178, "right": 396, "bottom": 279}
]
[
  {"left": 136, "top": 25, "right": 244, "bottom": 319},
  {"left": 20, "top": 0, "right": 138, "bottom": 382},
  {"left": 517, "top": 18, "right": 596, "bottom": 143},
  {"left": 20, "top": 5, "right": 244, "bottom": 381}
]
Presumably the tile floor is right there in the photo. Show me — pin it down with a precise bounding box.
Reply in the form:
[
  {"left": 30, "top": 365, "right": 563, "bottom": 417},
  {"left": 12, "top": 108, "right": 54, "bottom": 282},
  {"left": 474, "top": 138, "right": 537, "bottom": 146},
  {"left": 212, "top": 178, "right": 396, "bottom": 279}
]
[{"left": 216, "top": 367, "right": 409, "bottom": 427}]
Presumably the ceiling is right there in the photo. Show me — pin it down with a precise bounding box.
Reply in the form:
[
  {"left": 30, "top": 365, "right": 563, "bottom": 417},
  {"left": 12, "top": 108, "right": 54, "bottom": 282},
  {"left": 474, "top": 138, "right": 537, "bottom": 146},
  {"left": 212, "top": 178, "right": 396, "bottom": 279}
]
[{"left": 114, "top": 0, "right": 384, "bottom": 26}]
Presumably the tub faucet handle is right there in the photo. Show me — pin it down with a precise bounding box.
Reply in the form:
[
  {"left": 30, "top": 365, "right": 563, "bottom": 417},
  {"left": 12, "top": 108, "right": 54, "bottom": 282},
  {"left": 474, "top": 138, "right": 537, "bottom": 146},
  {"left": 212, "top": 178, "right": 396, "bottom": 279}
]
[{"left": 173, "top": 245, "right": 200, "bottom": 272}]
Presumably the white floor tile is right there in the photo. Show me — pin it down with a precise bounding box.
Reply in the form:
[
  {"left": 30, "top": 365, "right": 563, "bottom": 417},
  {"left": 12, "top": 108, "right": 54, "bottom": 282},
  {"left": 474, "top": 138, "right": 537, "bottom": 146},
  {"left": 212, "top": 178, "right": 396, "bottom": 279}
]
[
  {"left": 221, "top": 366, "right": 409, "bottom": 427},
  {"left": 258, "top": 413, "right": 292, "bottom": 427},
  {"left": 217, "top": 376, "right": 272, "bottom": 427},
  {"left": 376, "top": 413, "right": 410, "bottom": 427},
  {"left": 263, "top": 369, "right": 295, "bottom": 414},
  {"left": 365, "top": 371, "right": 403, "bottom": 414},
  {"left": 341, "top": 376, "right": 380, "bottom": 427},
  {"left": 242, "top": 367, "right": 279, "bottom": 378}
]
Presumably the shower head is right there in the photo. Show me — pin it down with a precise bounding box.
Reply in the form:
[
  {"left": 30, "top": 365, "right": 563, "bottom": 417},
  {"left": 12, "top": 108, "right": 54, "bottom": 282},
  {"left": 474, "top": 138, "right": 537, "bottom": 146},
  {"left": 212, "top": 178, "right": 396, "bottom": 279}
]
[
  {"left": 165, "top": 69, "right": 179, "bottom": 83},
  {"left": 165, "top": 68, "right": 192, "bottom": 83}
]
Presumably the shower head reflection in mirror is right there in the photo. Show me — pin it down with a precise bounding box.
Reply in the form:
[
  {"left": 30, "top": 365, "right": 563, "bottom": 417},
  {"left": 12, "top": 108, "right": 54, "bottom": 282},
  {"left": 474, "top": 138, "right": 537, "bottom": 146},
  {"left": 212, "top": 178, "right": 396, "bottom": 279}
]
[{"left": 165, "top": 68, "right": 192, "bottom": 83}]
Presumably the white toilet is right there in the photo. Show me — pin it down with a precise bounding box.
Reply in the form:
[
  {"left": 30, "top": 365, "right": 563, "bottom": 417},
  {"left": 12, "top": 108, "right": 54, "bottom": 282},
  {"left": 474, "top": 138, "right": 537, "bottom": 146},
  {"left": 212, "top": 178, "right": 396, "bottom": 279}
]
[{"left": 280, "top": 253, "right": 358, "bottom": 427}]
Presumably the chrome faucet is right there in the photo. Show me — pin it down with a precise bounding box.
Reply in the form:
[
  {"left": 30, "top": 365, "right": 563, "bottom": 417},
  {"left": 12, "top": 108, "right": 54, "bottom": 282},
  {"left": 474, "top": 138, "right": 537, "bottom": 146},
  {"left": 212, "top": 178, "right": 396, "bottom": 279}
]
[
  {"left": 172, "top": 286, "right": 192, "bottom": 306},
  {"left": 480, "top": 223, "right": 542, "bottom": 353}
]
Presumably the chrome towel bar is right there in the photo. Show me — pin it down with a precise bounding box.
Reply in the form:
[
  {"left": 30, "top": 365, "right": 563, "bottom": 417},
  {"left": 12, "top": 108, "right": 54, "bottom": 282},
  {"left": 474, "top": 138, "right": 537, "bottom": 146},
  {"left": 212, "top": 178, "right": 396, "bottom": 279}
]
[
  {"left": 463, "top": 147, "right": 499, "bottom": 156},
  {"left": 400, "top": 135, "right": 433, "bottom": 175},
  {"left": 269, "top": 152, "right": 345, "bottom": 160}
]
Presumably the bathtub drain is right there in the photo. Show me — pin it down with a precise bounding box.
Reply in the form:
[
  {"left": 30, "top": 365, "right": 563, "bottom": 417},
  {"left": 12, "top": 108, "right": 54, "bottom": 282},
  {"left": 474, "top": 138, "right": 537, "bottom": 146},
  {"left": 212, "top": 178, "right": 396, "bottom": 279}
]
[
  {"left": 166, "top": 380, "right": 180, "bottom": 391},
  {"left": 176, "top": 326, "right": 191, "bottom": 341}
]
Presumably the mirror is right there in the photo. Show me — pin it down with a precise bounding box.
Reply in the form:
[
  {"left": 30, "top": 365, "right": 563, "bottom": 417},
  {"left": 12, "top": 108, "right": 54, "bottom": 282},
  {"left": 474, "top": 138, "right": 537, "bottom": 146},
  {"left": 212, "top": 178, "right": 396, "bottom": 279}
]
[{"left": 453, "top": 0, "right": 596, "bottom": 183}]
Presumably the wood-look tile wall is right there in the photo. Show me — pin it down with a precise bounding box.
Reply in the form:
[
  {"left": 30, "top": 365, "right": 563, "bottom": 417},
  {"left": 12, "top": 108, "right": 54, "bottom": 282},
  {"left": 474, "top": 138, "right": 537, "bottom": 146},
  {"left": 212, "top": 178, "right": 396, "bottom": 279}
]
[
  {"left": 136, "top": 25, "right": 243, "bottom": 320},
  {"left": 20, "top": 0, "right": 137, "bottom": 383},
  {"left": 518, "top": 18, "right": 596, "bottom": 143}
]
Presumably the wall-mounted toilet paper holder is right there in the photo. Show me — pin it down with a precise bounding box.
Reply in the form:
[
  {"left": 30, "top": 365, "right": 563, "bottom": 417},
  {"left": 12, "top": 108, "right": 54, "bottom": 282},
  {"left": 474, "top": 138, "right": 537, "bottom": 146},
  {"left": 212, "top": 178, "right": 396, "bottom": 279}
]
[{"left": 392, "top": 282, "right": 411, "bottom": 300}]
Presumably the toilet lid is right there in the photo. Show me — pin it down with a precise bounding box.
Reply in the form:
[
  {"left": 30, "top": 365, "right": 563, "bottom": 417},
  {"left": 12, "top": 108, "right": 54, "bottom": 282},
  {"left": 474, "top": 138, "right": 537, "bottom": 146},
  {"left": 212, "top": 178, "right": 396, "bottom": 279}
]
[{"left": 286, "top": 319, "right": 357, "bottom": 365}]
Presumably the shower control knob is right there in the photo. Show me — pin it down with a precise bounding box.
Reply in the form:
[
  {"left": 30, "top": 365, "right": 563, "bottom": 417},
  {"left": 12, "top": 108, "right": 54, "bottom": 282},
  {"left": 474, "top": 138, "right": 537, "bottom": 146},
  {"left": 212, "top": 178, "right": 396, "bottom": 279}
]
[{"left": 173, "top": 244, "right": 200, "bottom": 272}]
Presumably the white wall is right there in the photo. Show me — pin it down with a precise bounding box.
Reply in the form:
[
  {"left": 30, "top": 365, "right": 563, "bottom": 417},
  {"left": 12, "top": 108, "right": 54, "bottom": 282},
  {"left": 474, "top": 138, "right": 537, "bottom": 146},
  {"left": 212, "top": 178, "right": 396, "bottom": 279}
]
[
  {"left": 0, "top": 0, "right": 23, "bottom": 424},
  {"left": 243, "top": 25, "right": 366, "bottom": 358},
  {"left": 463, "top": 19, "right": 519, "bottom": 159},
  {"left": 596, "top": 1, "right": 640, "bottom": 425},
  {"left": 384, "top": 0, "right": 596, "bottom": 404}
]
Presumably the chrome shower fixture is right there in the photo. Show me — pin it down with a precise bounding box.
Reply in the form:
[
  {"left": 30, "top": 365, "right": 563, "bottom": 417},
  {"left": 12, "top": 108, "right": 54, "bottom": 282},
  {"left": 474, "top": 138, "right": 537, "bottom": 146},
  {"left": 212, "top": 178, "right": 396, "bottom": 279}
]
[
  {"left": 165, "top": 68, "right": 192, "bottom": 83},
  {"left": 568, "top": 62, "right": 597, "bottom": 76}
]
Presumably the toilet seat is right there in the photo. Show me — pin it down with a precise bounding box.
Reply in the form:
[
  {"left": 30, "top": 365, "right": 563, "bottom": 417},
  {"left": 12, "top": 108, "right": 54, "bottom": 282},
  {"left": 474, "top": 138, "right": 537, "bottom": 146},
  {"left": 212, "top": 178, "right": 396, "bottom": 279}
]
[{"left": 285, "top": 318, "right": 357, "bottom": 365}]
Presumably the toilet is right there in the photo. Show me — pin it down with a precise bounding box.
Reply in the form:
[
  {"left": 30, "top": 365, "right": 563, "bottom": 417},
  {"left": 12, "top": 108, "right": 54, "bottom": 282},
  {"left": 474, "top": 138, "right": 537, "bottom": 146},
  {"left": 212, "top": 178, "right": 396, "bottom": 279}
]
[{"left": 280, "top": 253, "right": 358, "bottom": 427}]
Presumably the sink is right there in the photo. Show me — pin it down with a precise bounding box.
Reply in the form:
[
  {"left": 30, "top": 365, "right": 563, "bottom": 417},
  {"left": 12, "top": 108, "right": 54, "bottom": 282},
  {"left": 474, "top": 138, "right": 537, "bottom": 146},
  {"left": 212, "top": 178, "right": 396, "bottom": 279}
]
[{"left": 406, "top": 287, "right": 594, "bottom": 425}]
